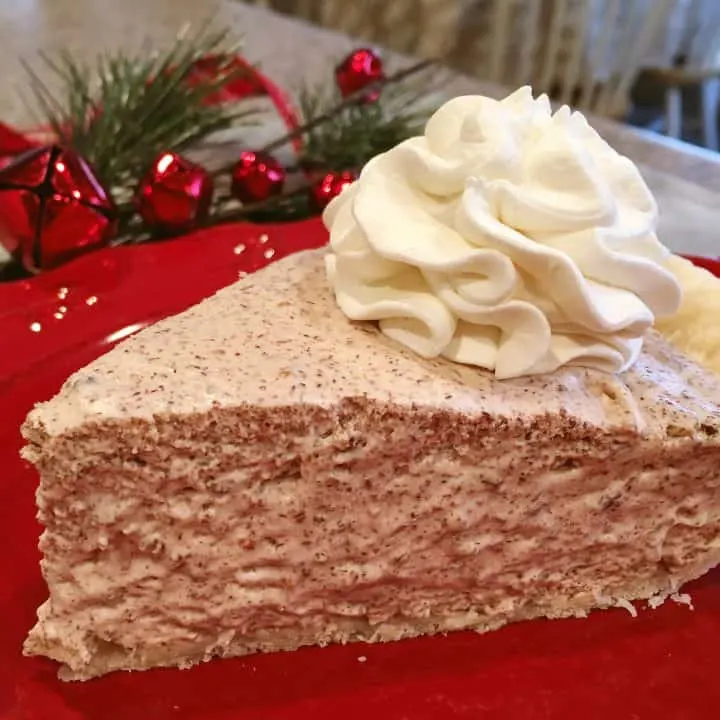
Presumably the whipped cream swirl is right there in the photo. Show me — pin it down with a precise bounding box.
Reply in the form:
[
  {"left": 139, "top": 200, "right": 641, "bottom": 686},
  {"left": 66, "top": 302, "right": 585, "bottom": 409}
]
[{"left": 323, "top": 87, "right": 682, "bottom": 379}]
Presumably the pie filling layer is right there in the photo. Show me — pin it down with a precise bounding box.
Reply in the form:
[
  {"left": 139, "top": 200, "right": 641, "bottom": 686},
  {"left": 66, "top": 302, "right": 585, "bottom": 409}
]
[{"left": 21, "top": 246, "right": 720, "bottom": 679}]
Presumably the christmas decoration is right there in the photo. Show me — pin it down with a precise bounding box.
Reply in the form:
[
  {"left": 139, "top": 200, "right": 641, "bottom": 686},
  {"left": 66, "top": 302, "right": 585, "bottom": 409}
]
[
  {"left": 231, "top": 151, "right": 286, "bottom": 203},
  {"left": 310, "top": 170, "right": 357, "bottom": 211},
  {"left": 17, "top": 27, "right": 270, "bottom": 247},
  {"left": 137, "top": 152, "right": 214, "bottom": 235},
  {"left": 335, "top": 48, "right": 385, "bottom": 102},
  {"left": 0, "top": 145, "right": 116, "bottom": 272},
  {"left": 0, "top": 22, "right": 439, "bottom": 280}
]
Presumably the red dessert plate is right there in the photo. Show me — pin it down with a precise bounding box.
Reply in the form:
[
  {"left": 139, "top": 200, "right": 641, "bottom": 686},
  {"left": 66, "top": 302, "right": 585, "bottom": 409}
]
[{"left": 1, "top": 220, "right": 720, "bottom": 720}]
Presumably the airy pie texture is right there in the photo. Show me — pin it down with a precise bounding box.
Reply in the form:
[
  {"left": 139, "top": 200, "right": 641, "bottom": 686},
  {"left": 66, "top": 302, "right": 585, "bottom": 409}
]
[{"left": 324, "top": 87, "right": 682, "bottom": 379}]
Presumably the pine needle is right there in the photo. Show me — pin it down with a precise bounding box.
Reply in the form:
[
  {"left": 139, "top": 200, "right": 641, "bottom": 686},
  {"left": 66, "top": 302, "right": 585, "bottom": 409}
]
[
  {"left": 298, "top": 61, "right": 441, "bottom": 173},
  {"left": 25, "top": 27, "right": 259, "bottom": 191},
  {"left": 16, "top": 37, "right": 445, "bottom": 237}
]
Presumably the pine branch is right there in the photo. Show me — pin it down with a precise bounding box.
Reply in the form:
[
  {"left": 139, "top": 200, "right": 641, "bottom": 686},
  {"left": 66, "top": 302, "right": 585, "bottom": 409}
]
[
  {"left": 211, "top": 58, "right": 436, "bottom": 178},
  {"left": 203, "top": 59, "right": 443, "bottom": 224},
  {"left": 298, "top": 79, "right": 431, "bottom": 173},
  {"left": 25, "top": 27, "right": 259, "bottom": 190},
  {"left": 262, "top": 58, "right": 434, "bottom": 154}
]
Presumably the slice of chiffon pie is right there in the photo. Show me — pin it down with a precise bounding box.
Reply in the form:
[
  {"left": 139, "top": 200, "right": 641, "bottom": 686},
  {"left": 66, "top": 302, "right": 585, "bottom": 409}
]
[{"left": 23, "top": 89, "right": 720, "bottom": 680}]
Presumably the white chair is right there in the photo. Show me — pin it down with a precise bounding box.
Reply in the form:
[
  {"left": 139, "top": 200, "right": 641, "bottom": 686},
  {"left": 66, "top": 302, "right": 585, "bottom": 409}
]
[
  {"left": 643, "top": 0, "right": 720, "bottom": 150},
  {"left": 450, "top": 0, "right": 678, "bottom": 119}
]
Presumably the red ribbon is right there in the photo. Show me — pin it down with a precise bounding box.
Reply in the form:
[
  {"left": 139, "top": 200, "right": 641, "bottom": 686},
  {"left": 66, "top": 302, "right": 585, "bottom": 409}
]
[
  {"left": 0, "top": 123, "right": 38, "bottom": 165},
  {"left": 184, "top": 54, "right": 302, "bottom": 151}
]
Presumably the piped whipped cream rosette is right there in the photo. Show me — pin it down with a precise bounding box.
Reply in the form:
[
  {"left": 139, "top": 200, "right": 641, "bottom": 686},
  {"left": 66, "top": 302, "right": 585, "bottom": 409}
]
[{"left": 323, "top": 86, "right": 682, "bottom": 379}]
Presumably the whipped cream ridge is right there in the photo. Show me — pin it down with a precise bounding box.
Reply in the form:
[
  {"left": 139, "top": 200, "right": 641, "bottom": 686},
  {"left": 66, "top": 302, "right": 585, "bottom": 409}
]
[{"left": 323, "top": 87, "right": 682, "bottom": 379}]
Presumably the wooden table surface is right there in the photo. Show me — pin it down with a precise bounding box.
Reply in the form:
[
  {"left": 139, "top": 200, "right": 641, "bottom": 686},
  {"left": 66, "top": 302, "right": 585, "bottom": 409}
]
[{"left": 1, "top": 0, "right": 718, "bottom": 256}]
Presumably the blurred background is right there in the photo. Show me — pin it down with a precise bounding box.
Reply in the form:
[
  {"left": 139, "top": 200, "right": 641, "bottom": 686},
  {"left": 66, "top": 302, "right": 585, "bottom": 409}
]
[{"left": 241, "top": 0, "right": 720, "bottom": 152}]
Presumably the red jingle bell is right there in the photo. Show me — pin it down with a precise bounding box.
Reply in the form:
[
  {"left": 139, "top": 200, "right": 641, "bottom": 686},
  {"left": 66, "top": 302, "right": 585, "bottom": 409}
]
[
  {"left": 0, "top": 145, "right": 116, "bottom": 272},
  {"left": 231, "top": 151, "right": 286, "bottom": 204},
  {"left": 137, "top": 152, "right": 214, "bottom": 235},
  {"left": 310, "top": 170, "right": 357, "bottom": 211},
  {"left": 335, "top": 48, "right": 384, "bottom": 101}
]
